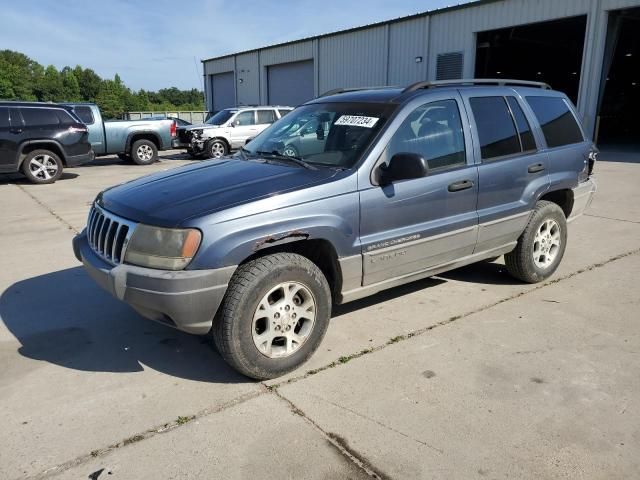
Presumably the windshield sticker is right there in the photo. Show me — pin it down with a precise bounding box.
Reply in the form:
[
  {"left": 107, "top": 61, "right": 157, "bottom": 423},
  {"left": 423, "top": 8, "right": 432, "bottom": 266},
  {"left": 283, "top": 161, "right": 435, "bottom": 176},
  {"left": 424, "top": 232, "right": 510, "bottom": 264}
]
[{"left": 334, "top": 115, "right": 379, "bottom": 128}]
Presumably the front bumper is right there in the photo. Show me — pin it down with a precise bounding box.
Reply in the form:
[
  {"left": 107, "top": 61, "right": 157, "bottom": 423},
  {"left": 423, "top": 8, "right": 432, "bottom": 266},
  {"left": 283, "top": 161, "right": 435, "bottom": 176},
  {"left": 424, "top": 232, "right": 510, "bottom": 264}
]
[
  {"left": 66, "top": 150, "right": 95, "bottom": 167},
  {"left": 72, "top": 231, "right": 236, "bottom": 335},
  {"left": 568, "top": 177, "right": 597, "bottom": 222}
]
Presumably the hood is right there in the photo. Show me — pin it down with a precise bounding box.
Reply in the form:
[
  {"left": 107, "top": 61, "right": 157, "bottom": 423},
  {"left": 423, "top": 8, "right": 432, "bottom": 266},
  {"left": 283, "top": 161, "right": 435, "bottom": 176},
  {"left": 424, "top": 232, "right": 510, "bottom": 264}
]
[
  {"left": 183, "top": 123, "right": 221, "bottom": 131},
  {"left": 97, "top": 158, "right": 339, "bottom": 227}
]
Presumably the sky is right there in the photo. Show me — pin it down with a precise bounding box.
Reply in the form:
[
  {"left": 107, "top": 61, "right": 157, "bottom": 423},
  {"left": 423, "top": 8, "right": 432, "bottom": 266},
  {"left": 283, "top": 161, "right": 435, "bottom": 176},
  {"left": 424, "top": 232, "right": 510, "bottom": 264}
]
[{"left": 0, "top": 0, "right": 475, "bottom": 92}]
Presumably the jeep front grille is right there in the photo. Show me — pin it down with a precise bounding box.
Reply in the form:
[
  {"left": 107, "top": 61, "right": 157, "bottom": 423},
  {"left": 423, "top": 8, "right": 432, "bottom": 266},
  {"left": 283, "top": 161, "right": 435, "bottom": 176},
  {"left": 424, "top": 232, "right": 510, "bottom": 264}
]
[{"left": 86, "top": 204, "right": 137, "bottom": 265}]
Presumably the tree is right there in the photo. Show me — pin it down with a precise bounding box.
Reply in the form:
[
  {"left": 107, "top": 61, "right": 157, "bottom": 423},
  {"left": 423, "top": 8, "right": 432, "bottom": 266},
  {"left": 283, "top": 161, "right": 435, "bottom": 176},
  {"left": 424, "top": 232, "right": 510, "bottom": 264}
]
[
  {"left": 73, "top": 66, "right": 102, "bottom": 102},
  {"left": 61, "top": 67, "right": 81, "bottom": 101},
  {"left": 95, "top": 80, "right": 124, "bottom": 119},
  {"left": 39, "top": 65, "right": 65, "bottom": 102}
]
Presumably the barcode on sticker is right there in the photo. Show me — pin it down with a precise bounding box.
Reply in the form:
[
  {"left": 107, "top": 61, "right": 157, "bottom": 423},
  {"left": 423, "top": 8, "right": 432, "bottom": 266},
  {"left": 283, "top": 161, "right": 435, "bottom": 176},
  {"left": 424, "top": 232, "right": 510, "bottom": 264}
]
[{"left": 334, "top": 115, "right": 379, "bottom": 128}]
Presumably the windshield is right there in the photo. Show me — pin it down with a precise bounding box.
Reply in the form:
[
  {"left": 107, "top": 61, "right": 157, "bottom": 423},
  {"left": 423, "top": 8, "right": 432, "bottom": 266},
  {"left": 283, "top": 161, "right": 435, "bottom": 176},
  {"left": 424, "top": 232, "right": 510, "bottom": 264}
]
[
  {"left": 243, "top": 102, "right": 394, "bottom": 169},
  {"left": 205, "top": 109, "right": 236, "bottom": 125}
]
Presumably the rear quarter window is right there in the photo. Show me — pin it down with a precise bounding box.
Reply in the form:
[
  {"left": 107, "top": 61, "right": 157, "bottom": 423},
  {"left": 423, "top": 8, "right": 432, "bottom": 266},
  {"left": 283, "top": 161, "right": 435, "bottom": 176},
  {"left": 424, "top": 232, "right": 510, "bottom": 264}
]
[
  {"left": 73, "top": 106, "right": 95, "bottom": 124},
  {"left": 525, "top": 96, "right": 584, "bottom": 148}
]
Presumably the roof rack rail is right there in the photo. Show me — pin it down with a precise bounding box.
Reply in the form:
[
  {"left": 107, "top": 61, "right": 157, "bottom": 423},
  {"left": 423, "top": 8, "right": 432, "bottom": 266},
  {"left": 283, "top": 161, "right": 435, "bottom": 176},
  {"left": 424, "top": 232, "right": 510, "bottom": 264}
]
[
  {"left": 318, "top": 86, "right": 393, "bottom": 98},
  {"left": 402, "top": 79, "right": 551, "bottom": 94}
]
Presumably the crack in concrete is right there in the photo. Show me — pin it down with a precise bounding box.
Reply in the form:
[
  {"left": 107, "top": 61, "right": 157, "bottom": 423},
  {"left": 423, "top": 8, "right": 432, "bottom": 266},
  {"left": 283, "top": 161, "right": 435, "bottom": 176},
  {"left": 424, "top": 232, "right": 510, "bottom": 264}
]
[
  {"left": 584, "top": 213, "right": 640, "bottom": 225},
  {"left": 24, "top": 390, "right": 263, "bottom": 480},
  {"left": 272, "top": 389, "right": 391, "bottom": 480},
  {"left": 15, "top": 184, "right": 80, "bottom": 235},
  {"left": 311, "top": 393, "right": 444, "bottom": 454}
]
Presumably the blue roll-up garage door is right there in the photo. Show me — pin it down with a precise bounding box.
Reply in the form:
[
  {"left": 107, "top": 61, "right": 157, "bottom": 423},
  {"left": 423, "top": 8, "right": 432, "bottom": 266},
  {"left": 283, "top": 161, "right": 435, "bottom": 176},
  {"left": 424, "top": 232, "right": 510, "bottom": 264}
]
[
  {"left": 267, "top": 60, "right": 314, "bottom": 107},
  {"left": 211, "top": 72, "right": 235, "bottom": 112}
]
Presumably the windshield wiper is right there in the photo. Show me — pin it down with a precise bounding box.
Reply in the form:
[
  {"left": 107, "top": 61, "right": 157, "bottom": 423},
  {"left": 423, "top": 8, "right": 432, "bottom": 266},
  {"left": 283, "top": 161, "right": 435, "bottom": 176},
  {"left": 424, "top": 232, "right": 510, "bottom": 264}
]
[{"left": 254, "top": 151, "right": 317, "bottom": 170}]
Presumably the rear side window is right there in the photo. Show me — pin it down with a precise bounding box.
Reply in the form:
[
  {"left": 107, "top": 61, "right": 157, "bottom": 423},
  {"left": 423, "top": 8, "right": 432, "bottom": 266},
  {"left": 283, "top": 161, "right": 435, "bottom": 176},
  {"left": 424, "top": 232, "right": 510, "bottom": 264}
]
[
  {"left": 256, "top": 110, "right": 276, "bottom": 125},
  {"left": 469, "top": 97, "right": 521, "bottom": 160},
  {"left": 278, "top": 109, "right": 291, "bottom": 118},
  {"left": 525, "top": 96, "right": 584, "bottom": 148},
  {"left": 0, "top": 107, "right": 9, "bottom": 128},
  {"left": 73, "top": 106, "right": 95, "bottom": 124},
  {"left": 234, "top": 111, "right": 255, "bottom": 126},
  {"left": 506, "top": 97, "right": 536, "bottom": 151},
  {"left": 20, "top": 108, "right": 60, "bottom": 126}
]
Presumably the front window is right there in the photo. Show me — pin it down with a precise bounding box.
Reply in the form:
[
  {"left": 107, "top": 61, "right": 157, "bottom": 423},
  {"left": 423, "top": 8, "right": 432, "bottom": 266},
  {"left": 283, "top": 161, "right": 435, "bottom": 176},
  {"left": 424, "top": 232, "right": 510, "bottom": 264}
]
[
  {"left": 205, "top": 109, "right": 236, "bottom": 126},
  {"left": 244, "top": 102, "right": 394, "bottom": 169}
]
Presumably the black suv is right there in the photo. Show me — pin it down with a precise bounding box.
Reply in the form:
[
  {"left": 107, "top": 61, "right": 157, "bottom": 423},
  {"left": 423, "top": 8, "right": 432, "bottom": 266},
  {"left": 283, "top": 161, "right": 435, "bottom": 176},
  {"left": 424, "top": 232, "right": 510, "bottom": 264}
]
[{"left": 0, "top": 102, "right": 94, "bottom": 184}]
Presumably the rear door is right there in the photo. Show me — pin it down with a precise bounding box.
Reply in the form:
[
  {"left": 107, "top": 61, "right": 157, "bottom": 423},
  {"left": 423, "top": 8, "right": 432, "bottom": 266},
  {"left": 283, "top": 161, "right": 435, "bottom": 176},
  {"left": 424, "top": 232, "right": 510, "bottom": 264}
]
[
  {"left": 461, "top": 90, "right": 550, "bottom": 253},
  {"left": 255, "top": 109, "right": 277, "bottom": 135},
  {"left": 229, "top": 110, "right": 258, "bottom": 148},
  {"left": 0, "top": 107, "right": 17, "bottom": 170},
  {"left": 359, "top": 93, "right": 479, "bottom": 286}
]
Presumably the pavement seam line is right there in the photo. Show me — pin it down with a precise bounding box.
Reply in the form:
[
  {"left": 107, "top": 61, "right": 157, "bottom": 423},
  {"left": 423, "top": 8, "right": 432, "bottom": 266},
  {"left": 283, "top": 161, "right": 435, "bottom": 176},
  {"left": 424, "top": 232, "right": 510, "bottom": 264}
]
[
  {"left": 24, "top": 389, "right": 264, "bottom": 480},
  {"left": 271, "top": 389, "right": 391, "bottom": 480},
  {"left": 584, "top": 213, "right": 640, "bottom": 225},
  {"left": 15, "top": 184, "right": 80, "bottom": 234},
  {"left": 270, "top": 247, "right": 640, "bottom": 389}
]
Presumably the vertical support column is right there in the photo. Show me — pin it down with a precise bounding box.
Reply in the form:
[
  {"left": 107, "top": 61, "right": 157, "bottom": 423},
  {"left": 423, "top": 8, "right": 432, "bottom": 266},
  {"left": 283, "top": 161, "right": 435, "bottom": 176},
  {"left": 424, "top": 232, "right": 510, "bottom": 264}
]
[
  {"left": 233, "top": 56, "right": 238, "bottom": 107},
  {"left": 384, "top": 24, "right": 390, "bottom": 85},
  {"left": 578, "top": 0, "right": 608, "bottom": 138}
]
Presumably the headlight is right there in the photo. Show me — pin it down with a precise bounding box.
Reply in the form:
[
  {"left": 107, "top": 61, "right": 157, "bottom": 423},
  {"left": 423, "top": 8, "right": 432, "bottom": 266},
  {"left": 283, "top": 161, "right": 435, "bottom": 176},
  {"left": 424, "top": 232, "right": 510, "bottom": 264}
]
[{"left": 124, "top": 225, "right": 202, "bottom": 270}]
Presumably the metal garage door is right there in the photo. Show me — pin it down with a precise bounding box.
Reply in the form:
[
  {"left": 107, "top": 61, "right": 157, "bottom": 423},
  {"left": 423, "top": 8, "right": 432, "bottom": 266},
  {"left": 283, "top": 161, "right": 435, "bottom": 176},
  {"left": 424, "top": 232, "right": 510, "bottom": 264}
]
[
  {"left": 211, "top": 72, "right": 235, "bottom": 112},
  {"left": 267, "top": 60, "right": 314, "bottom": 107}
]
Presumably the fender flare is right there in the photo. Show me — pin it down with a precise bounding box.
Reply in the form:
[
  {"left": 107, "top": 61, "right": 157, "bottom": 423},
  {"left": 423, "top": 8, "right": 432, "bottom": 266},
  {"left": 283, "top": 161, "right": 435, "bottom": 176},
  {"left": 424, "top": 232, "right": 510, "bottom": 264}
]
[
  {"left": 125, "top": 131, "right": 163, "bottom": 152},
  {"left": 17, "top": 139, "right": 67, "bottom": 167}
]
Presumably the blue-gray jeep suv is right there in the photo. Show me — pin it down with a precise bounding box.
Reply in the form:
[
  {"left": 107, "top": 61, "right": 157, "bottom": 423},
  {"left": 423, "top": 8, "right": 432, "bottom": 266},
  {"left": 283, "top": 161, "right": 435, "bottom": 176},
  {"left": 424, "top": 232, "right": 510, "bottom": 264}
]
[{"left": 73, "top": 79, "right": 597, "bottom": 379}]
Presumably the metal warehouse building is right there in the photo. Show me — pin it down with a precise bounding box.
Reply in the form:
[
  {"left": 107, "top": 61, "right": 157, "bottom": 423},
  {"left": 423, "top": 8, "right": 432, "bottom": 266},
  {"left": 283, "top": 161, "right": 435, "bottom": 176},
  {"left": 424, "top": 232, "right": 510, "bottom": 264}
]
[{"left": 202, "top": 0, "right": 640, "bottom": 146}]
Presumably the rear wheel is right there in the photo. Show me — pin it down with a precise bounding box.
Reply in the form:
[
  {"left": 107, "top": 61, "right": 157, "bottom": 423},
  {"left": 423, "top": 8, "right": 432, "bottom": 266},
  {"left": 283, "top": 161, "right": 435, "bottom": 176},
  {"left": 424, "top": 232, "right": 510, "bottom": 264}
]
[
  {"left": 131, "top": 139, "right": 158, "bottom": 165},
  {"left": 213, "top": 253, "right": 331, "bottom": 380},
  {"left": 21, "top": 150, "right": 63, "bottom": 184},
  {"left": 505, "top": 201, "right": 567, "bottom": 283}
]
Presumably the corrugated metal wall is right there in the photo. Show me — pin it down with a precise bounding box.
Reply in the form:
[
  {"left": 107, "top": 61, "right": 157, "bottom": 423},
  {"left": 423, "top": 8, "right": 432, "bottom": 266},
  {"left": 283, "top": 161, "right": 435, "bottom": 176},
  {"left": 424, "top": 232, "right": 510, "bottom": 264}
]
[
  {"left": 388, "top": 16, "right": 429, "bottom": 85},
  {"left": 202, "top": 0, "right": 640, "bottom": 134},
  {"left": 317, "top": 26, "right": 387, "bottom": 92}
]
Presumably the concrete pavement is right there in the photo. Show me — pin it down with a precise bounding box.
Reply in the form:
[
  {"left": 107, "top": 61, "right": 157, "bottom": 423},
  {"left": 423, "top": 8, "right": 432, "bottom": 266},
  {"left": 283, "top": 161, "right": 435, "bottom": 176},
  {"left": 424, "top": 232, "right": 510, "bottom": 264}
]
[{"left": 0, "top": 152, "right": 638, "bottom": 479}]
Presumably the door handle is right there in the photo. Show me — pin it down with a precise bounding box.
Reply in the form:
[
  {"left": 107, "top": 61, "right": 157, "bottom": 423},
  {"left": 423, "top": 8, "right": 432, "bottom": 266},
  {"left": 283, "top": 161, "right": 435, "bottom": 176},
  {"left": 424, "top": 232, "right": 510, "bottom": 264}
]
[
  {"left": 528, "top": 163, "right": 545, "bottom": 173},
  {"left": 9, "top": 128, "right": 22, "bottom": 134},
  {"left": 448, "top": 179, "right": 474, "bottom": 192}
]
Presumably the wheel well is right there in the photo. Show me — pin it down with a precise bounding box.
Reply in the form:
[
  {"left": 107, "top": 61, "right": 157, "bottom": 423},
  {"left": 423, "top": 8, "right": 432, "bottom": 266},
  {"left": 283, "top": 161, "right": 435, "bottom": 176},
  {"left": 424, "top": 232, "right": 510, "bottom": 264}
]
[
  {"left": 128, "top": 133, "right": 160, "bottom": 152},
  {"left": 540, "top": 189, "right": 574, "bottom": 218},
  {"left": 19, "top": 143, "right": 66, "bottom": 166},
  {"left": 241, "top": 239, "right": 342, "bottom": 302}
]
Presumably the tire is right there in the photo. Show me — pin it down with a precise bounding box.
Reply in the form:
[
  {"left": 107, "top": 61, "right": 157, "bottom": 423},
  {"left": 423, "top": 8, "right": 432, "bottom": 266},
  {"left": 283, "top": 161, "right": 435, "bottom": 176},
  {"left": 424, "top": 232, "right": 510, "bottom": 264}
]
[
  {"left": 131, "top": 139, "right": 158, "bottom": 165},
  {"left": 213, "top": 253, "right": 332, "bottom": 380},
  {"left": 282, "top": 144, "right": 299, "bottom": 158},
  {"left": 504, "top": 201, "right": 567, "bottom": 283},
  {"left": 21, "top": 150, "right": 63, "bottom": 184},
  {"left": 205, "top": 139, "right": 228, "bottom": 159}
]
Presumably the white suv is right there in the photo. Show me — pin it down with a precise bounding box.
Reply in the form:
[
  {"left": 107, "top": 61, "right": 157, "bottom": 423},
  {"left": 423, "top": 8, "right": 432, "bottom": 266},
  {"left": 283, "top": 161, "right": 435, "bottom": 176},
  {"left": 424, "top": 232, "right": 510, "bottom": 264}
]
[{"left": 175, "top": 106, "right": 293, "bottom": 158}]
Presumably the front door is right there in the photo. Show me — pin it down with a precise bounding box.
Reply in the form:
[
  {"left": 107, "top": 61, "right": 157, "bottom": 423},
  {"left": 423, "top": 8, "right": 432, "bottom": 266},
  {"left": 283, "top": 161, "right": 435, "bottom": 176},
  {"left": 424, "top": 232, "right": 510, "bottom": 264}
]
[
  {"left": 229, "top": 110, "right": 258, "bottom": 149},
  {"left": 359, "top": 96, "right": 479, "bottom": 286}
]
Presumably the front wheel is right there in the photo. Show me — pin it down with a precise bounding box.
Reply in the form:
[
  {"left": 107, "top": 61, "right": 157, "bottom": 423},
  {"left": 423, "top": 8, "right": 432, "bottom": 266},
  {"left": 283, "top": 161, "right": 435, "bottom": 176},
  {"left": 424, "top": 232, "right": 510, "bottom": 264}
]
[
  {"left": 205, "top": 139, "right": 228, "bottom": 159},
  {"left": 505, "top": 201, "right": 567, "bottom": 283},
  {"left": 213, "top": 253, "right": 331, "bottom": 380},
  {"left": 22, "top": 150, "right": 63, "bottom": 184},
  {"left": 131, "top": 139, "right": 158, "bottom": 165}
]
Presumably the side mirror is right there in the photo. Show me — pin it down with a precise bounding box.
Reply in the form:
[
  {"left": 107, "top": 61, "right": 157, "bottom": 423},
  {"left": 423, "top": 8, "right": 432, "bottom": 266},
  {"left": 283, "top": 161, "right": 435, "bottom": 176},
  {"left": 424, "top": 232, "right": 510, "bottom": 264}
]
[{"left": 379, "top": 153, "right": 428, "bottom": 184}]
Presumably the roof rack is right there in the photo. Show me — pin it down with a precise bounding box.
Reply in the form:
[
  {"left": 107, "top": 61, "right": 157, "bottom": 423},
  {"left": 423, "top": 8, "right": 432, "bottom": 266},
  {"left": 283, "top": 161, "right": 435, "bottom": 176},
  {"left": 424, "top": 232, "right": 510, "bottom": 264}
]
[
  {"left": 402, "top": 79, "right": 551, "bottom": 94},
  {"left": 318, "top": 86, "right": 394, "bottom": 98}
]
